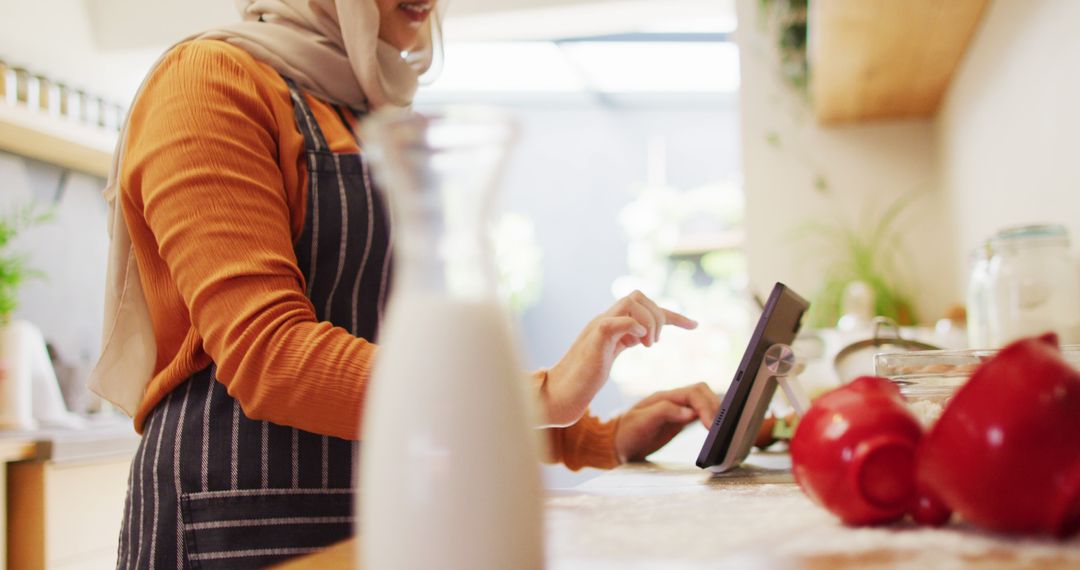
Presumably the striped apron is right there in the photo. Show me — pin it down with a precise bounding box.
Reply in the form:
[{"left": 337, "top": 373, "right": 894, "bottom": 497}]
[{"left": 116, "top": 77, "right": 392, "bottom": 569}]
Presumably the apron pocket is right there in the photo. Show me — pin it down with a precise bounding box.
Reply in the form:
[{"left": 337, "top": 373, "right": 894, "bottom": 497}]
[{"left": 180, "top": 488, "right": 354, "bottom": 570}]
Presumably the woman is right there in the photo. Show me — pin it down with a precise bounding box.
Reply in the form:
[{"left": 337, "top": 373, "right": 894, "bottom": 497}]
[{"left": 90, "top": 0, "right": 719, "bottom": 567}]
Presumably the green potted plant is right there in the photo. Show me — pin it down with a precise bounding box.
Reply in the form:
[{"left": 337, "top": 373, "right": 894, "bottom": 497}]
[
  {"left": 796, "top": 194, "right": 919, "bottom": 328},
  {"left": 0, "top": 204, "right": 53, "bottom": 429},
  {"left": 0, "top": 204, "right": 51, "bottom": 322},
  {"left": 759, "top": 0, "right": 810, "bottom": 98}
]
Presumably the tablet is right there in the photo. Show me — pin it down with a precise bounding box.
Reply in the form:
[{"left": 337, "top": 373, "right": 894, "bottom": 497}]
[{"left": 696, "top": 282, "right": 809, "bottom": 471}]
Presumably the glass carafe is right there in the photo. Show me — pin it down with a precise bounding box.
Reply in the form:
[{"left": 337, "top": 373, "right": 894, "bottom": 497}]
[{"left": 357, "top": 108, "right": 543, "bottom": 569}]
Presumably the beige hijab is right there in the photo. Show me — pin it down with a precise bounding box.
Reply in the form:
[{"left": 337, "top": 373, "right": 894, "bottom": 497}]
[{"left": 89, "top": 0, "right": 436, "bottom": 415}]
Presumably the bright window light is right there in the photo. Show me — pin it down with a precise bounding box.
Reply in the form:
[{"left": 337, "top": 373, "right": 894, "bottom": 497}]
[
  {"left": 558, "top": 42, "right": 739, "bottom": 93},
  {"left": 425, "top": 41, "right": 738, "bottom": 94},
  {"left": 428, "top": 42, "right": 587, "bottom": 93}
]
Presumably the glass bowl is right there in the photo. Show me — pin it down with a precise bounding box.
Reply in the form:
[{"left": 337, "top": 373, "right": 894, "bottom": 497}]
[{"left": 874, "top": 345, "right": 1080, "bottom": 427}]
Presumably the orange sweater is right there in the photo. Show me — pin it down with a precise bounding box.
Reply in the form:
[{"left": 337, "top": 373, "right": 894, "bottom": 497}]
[{"left": 120, "top": 40, "right": 619, "bottom": 470}]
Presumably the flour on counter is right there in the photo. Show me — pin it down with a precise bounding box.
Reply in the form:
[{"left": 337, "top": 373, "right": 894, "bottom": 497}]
[{"left": 545, "top": 466, "right": 1080, "bottom": 570}]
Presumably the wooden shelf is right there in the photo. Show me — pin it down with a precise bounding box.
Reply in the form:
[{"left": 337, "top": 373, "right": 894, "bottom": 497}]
[
  {"left": 809, "top": 0, "right": 990, "bottom": 125},
  {"left": 0, "top": 103, "right": 116, "bottom": 178}
]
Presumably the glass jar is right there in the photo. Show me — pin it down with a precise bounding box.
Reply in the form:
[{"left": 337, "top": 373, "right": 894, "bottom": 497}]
[
  {"left": 37, "top": 74, "right": 61, "bottom": 116},
  {"left": 965, "top": 240, "right": 994, "bottom": 348},
  {"left": 100, "top": 101, "right": 120, "bottom": 132},
  {"left": 12, "top": 67, "right": 35, "bottom": 107},
  {"left": 56, "top": 84, "right": 70, "bottom": 118},
  {"left": 986, "top": 224, "right": 1080, "bottom": 347},
  {"left": 81, "top": 94, "right": 101, "bottom": 127},
  {"left": 69, "top": 89, "right": 88, "bottom": 124},
  {"left": 0, "top": 59, "right": 9, "bottom": 104},
  {"left": 110, "top": 103, "right": 127, "bottom": 132},
  {"left": 94, "top": 97, "right": 108, "bottom": 129}
]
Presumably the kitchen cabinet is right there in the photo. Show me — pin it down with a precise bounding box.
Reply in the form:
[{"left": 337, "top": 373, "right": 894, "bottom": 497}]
[
  {"left": 810, "top": 0, "right": 990, "bottom": 124},
  {"left": 8, "top": 456, "right": 131, "bottom": 569},
  {"left": 0, "top": 439, "right": 38, "bottom": 570},
  {"left": 6, "top": 425, "right": 138, "bottom": 570}
]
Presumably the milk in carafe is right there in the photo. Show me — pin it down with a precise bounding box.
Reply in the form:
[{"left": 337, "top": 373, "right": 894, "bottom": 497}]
[{"left": 357, "top": 108, "right": 543, "bottom": 570}]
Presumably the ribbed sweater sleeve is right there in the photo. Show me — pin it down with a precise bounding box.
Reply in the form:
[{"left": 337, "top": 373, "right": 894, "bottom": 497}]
[
  {"left": 532, "top": 370, "right": 622, "bottom": 470},
  {"left": 546, "top": 414, "right": 622, "bottom": 471},
  {"left": 124, "top": 41, "right": 375, "bottom": 440}
]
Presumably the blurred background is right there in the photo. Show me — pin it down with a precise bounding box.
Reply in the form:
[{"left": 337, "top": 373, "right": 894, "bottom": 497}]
[
  {"left": 2, "top": 0, "right": 1080, "bottom": 535},
  {"left": 1, "top": 0, "right": 745, "bottom": 490}
]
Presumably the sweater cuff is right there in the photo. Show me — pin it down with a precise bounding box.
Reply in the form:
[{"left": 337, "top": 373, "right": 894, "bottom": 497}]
[{"left": 545, "top": 411, "right": 622, "bottom": 471}]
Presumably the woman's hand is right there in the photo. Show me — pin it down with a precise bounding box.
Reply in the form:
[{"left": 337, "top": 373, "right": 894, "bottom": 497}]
[
  {"left": 538, "top": 291, "right": 697, "bottom": 426},
  {"left": 614, "top": 382, "right": 720, "bottom": 462}
]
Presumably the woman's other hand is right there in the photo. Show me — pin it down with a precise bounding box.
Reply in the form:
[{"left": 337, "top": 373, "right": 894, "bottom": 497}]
[
  {"left": 614, "top": 382, "right": 719, "bottom": 463},
  {"left": 539, "top": 291, "right": 697, "bottom": 426}
]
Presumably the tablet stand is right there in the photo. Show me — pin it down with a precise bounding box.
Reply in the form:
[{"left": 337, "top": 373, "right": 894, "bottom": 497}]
[
  {"left": 761, "top": 343, "right": 811, "bottom": 419},
  {"left": 708, "top": 343, "right": 812, "bottom": 473}
]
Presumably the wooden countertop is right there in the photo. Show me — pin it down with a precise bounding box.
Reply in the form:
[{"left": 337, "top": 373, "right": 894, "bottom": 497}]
[
  {"left": 0, "top": 438, "right": 37, "bottom": 464},
  {"left": 0, "top": 416, "right": 139, "bottom": 464},
  {"left": 277, "top": 451, "right": 1080, "bottom": 569}
]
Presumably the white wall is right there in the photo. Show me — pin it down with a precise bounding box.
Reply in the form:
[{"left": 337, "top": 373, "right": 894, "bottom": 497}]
[
  {"left": 0, "top": 151, "right": 108, "bottom": 411},
  {"left": 0, "top": 0, "right": 161, "bottom": 103},
  {"left": 735, "top": 0, "right": 958, "bottom": 324},
  {"left": 938, "top": 0, "right": 1080, "bottom": 299},
  {"left": 414, "top": 95, "right": 740, "bottom": 487},
  {"left": 457, "top": 97, "right": 741, "bottom": 367}
]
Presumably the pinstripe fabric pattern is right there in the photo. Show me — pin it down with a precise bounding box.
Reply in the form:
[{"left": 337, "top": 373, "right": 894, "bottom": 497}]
[{"left": 117, "top": 76, "right": 392, "bottom": 569}]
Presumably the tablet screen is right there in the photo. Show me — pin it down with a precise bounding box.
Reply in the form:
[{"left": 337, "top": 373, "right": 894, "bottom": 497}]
[{"left": 696, "top": 282, "right": 808, "bottom": 470}]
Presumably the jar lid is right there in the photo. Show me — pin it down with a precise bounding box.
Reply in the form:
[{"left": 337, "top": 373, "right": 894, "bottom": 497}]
[{"left": 991, "top": 224, "right": 1069, "bottom": 246}]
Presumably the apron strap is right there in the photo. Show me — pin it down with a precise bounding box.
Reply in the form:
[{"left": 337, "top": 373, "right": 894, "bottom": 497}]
[
  {"left": 331, "top": 104, "right": 369, "bottom": 148},
  {"left": 331, "top": 106, "right": 354, "bottom": 138},
  {"left": 282, "top": 76, "right": 331, "bottom": 152}
]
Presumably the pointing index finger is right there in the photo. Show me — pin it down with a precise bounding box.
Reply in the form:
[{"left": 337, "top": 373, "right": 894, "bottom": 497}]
[{"left": 661, "top": 308, "right": 698, "bottom": 330}]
